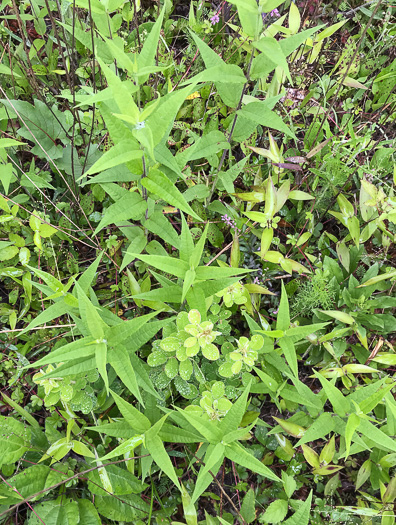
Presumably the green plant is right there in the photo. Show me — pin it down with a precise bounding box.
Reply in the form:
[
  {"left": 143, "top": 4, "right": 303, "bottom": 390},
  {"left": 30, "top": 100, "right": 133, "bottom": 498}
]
[{"left": 0, "top": 0, "right": 396, "bottom": 523}]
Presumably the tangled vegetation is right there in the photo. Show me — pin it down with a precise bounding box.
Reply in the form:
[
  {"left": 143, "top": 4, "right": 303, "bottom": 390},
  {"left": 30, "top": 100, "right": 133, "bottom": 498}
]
[{"left": 0, "top": 0, "right": 395, "bottom": 523}]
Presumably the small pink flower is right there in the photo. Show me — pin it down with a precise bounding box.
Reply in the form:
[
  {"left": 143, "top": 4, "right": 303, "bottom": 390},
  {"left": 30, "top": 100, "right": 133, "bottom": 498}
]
[{"left": 210, "top": 14, "right": 220, "bottom": 25}]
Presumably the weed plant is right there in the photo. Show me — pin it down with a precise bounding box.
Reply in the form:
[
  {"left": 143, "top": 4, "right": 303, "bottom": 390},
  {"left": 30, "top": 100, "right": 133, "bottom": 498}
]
[{"left": 0, "top": 0, "right": 395, "bottom": 524}]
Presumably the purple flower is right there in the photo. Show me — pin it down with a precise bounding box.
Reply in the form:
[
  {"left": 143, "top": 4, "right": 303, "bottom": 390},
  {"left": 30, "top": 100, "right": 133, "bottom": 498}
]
[
  {"left": 221, "top": 214, "right": 238, "bottom": 230},
  {"left": 270, "top": 8, "right": 280, "bottom": 17},
  {"left": 253, "top": 277, "right": 260, "bottom": 285},
  {"left": 210, "top": 13, "right": 220, "bottom": 25}
]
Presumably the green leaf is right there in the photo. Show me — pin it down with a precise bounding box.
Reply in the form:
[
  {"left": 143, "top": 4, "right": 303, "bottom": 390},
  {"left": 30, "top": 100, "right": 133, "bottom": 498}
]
[
  {"left": 109, "top": 344, "right": 143, "bottom": 405},
  {"left": 344, "top": 413, "right": 360, "bottom": 459},
  {"left": 357, "top": 270, "right": 396, "bottom": 288},
  {"left": 277, "top": 282, "right": 290, "bottom": 331},
  {"left": 1, "top": 99, "right": 72, "bottom": 161},
  {"left": 358, "top": 419, "right": 396, "bottom": 453},
  {"left": 72, "top": 440, "right": 95, "bottom": 458},
  {"left": 110, "top": 390, "right": 151, "bottom": 433},
  {"left": 227, "top": 0, "right": 262, "bottom": 38},
  {"left": 38, "top": 356, "right": 96, "bottom": 379},
  {"left": 182, "top": 64, "right": 246, "bottom": 85},
  {"left": 97, "top": 58, "right": 140, "bottom": 123},
  {"left": 134, "top": 284, "right": 182, "bottom": 303},
  {"left": 19, "top": 296, "right": 72, "bottom": 335},
  {"left": 189, "top": 224, "right": 209, "bottom": 269},
  {"left": 28, "top": 498, "right": 78, "bottom": 525},
  {"left": 237, "top": 102, "right": 296, "bottom": 139},
  {"left": 195, "top": 265, "right": 250, "bottom": 280},
  {"left": 27, "top": 265, "right": 63, "bottom": 292},
  {"left": 176, "top": 407, "right": 222, "bottom": 443},
  {"left": 93, "top": 191, "right": 146, "bottom": 235},
  {"left": 191, "top": 443, "right": 225, "bottom": 503},
  {"left": 295, "top": 413, "right": 335, "bottom": 447},
  {"left": 75, "top": 282, "right": 107, "bottom": 339},
  {"left": 182, "top": 269, "right": 196, "bottom": 303},
  {"left": 253, "top": 37, "right": 291, "bottom": 84},
  {"left": 137, "top": 7, "right": 165, "bottom": 82},
  {"left": 225, "top": 442, "right": 280, "bottom": 482},
  {"left": 261, "top": 499, "right": 288, "bottom": 524},
  {"left": 283, "top": 490, "right": 312, "bottom": 525},
  {"left": 87, "top": 463, "right": 146, "bottom": 495},
  {"left": 144, "top": 212, "right": 180, "bottom": 250},
  {"left": 0, "top": 416, "right": 31, "bottom": 467},
  {"left": 87, "top": 420, "right": 133, "bottom": 439},
  {"left": 142, "top": 168, "right": 202, "bottom": 222},
  {"left": 100, "top": 435, "right": 144, "bottom": 461},
  {"left": 181, "top": 483, "right": 198, "bottom": 525},
  {"left": 1, "top": 393, "right": 40, "bottom": 428},
  {"left": 129, "top": 253, "right": 188, "bottom": 278},
  {"left": 95, "top": 342, "right": 109, "bottom": 394},
  {"left": 241, "top": 488, "right": 256, "bottom": 523},
  {"left": 288, "top": 190, "right": 314, "bottom": 200},
  {"left": 76, "top": 500, "right": 101, "bottom": 525},
  {"left": 145, "top": 416, "right": 181, "bottom": 490},
  {"left": 146, "top": 85, "right": 195, "bottom": 146},
  {"left": 94, "top": 493, "right": 149, "bottom": 521},
  {"left": 180, "top": 213, "right": 195, "bottom": 263},
  {"left": 28, "top": 337, "right": 95, "bottom": 368},
  {"left": 313, "top": 371, "right": 350, "bottom": 417},
  {"left": 319, "top": 310, "right": 355, "bottom": 325},
  {"left": 84, "top": 143, "right": 142, "bottom": 176},
  {"left": 219, "top": 381, "right": 251, "bottom": 437},
  {"left": 279, "top": 338, "right": 297, "bottom": 378},
  {"left": 77, "top": 253, "right": 103, "bottom": 293},
  {"left": 105, "top": 310, "right": 159, "bottom": 346},
  {"left": 8, "top": 465, "right": 66, "bottom": 504}
]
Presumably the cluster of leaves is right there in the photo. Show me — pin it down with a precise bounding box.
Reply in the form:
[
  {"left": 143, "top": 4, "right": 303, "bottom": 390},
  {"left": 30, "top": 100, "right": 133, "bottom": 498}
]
[{"left": 0, "top": 0, "right": 396, "bottom": 524}]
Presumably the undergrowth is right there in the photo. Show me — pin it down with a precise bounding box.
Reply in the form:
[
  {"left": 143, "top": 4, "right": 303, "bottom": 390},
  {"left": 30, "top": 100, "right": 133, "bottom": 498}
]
[{"left": 0, "top": 0, "right": 395, "bottom": 524}]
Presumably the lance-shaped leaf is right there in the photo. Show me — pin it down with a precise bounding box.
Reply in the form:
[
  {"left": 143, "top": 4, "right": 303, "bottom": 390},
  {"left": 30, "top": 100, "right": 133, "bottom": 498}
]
[
  {"left": 253, "top": 37, "right": 292, "bottom": 84},
  {"left": 84, "top": 142, "right": 143, "bottom": 176},
  {"left": 237, "top": 102, "right": 296, "bottom": 139},
  {"left": 142, "top": 168, "right": 202, "bottom": 222},
  {"left": 319, "top": 310, "right": 355, "bottom": 325},
  {"left": 145, "top": 416, "right": 181, "bottom": 490},
  {"left": 19, "top": 301, "right": 74, "bottom": 335},
  {"left": 99, "top": 435, "right": 144, "bottom": 462},
  {"left": 95, "top": 342, "right": 109, "bottom": 394},
  {"left": 28, "top": 337, "right": 96, "bottom": 368},
  {"left": 358, "top": 418, "right": 396, "bottom": 453},
  {"left": 110, "top": 390, "right": 151, "bottom": 434},
  {"left": 175, "top": 407, "right": 223, "bottom": 443},
  {"left": 277, "top": 282, "right": 290, "bottom": 331},
  {"left": 192, "top": 443, "right": 225, "bottom": 503},
  {"left": 109, "top": 344, "right": 143, "bottom": 405},
  {"left": 273, "top": 417, "right": 306, "bottom": 438},
  {"left": 313, "top": 371, "right": 350, "bottom": 418},
  {"left": 218, "top": 382, "right": 251, "bottom": 436},
  {"left": 301, "top": 444, "right": 320, "bottom": 468},
  {"left": 75, "top": 282, "right": 107, "bottom": 340},
  {"left": 279, "top": 337, "right": 297, "bottom": 377},
  {"left": 105, "top": 310, "right": 160, "bottom": 346},
  {"left": 93, "top": 191, "right": 147, "bottom": 235},
  {"left": 137, "top": 7, "right": 165, "bottom": 81},
  {"left": 195, "top": 265, "right": 251, "bottom": 280},
  {"left": 225, "top": 442, "right": 280, "bottom": 482},
  {"left": 97, "top": 57, "right": 140, "bottom": 124},
  {"left": 283, "top": 490, "right": 312, "bottom": 525},
  {"left": 357, "top": 270, "right": 396, "bottom": 288},
  {"left": 128, "top": 254, "right": 189, "bottom": 279}
]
